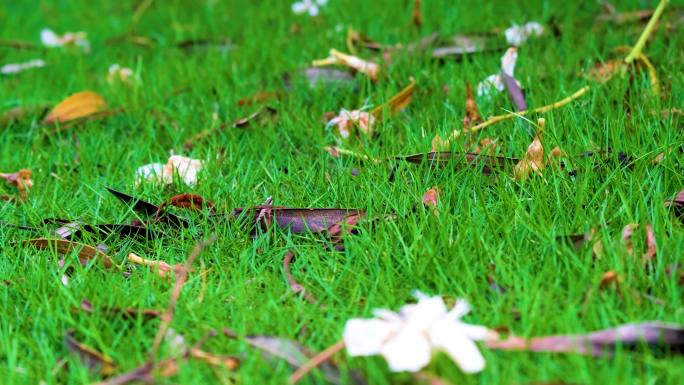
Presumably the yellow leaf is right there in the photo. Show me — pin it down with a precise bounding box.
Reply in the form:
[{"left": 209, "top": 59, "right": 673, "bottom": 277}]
[
  {"left": 44, "top": 91, "right": 107, "bottom": 124},
  {"left": 371, "top": 78, "right": 416, "bottom": 119}
]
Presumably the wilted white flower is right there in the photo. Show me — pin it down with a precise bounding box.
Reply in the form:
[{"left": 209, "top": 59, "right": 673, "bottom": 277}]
[
  {"left": 136, "top": 155, "right": 203, "bottom": 186},
  {"left": 107, "top": 64, "right": 133, "bottom": 84},
  {"left": 327, "top": 108, "right": 376, "bottom": 139},
  {"left": 343, "top": 292, "right": 495, "bottom": 373},
  {"left": 477, "top": 47, "right": 520, "bottom": 97},
  {"left": 41, "top": 28, "right": 90, "bottom": 52},
  {"left": 505, "top": 22, "right": 544, "bottom": 46},
  {"left": 292, "top": 0, "right": 328, "bottom": 16},
  {"left": 1, "top": 59, "right": 45, "bottom": 75}
]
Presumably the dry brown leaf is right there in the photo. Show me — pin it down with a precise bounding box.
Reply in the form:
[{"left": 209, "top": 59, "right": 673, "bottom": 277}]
[
  {"left": 411, "top": 0, "right": 422, "bottom": 27},
  {"left": 371, "top": 78, "right": 416, "bottom": 119},
  {"left": 586, "top": 60, "right": 626, "bottom": 83},
  {"left": 463, "top": 81, "right": 481, "bottom": 128},
  {"left": 43, "top": 91, "right": 108, "bottom": 124},
  {"left": 24, "top": 238, "right": 114, "bottom": 268},
  {"left": 515, "top": 119, "right": 546, "bottom": 180},
  {"left": 1, "top": 169, "right": 32, "bottom": 200},
  {"left": 622, "top": 223, "right": 657, "bottom": 261},
  {"left": 422, "top": 187, "right": 440, "bottom": 217}
]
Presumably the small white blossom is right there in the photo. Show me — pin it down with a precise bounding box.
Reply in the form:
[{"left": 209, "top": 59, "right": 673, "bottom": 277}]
[
  {"left": 1, "top": 59, "right": 45, "bottom": 75},
  {"left": 292, "top": 0, "right": 328, "bottom": 16},
  {"left": 136, "top": 155, "right": 203, "bottom": 186},
  {"left": 505, "top": 22, "right": 544, "bottom": 46},
  {"left": 477, "top": 47, "right": 520, "bottom": 97},
  {"left": 107, "top": 64, "right": 134, "bottom": 84},
  {"left": 41, "top": 28, "right": 90, "bottom": 52},
  {"left": 343, "top": 292, "right": 495, "bottom": 373}
]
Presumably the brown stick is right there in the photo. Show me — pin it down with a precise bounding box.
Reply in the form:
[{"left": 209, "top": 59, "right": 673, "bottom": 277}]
[
  {"left": 289, "top": 340, "right": 346, "bottom": 384},
  {"left": 148, "top": 235, "right": 216, "bottom": 360}
]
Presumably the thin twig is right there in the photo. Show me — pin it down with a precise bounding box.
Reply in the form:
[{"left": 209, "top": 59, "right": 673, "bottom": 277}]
[
  {"left": 289, "top": 340, "right": 345, "bottom": 384},
  {"left": 283, "top": 250, "right": 317, "bottom": 303},
  {"left": 625, "top": 0, "right": 669, "bottom": 64},
  {"left": 449, "top": 86, "right": 590, "bottom": 141},
  {"left": 148, "top": 235, "right": 217, "bottom": 361}
]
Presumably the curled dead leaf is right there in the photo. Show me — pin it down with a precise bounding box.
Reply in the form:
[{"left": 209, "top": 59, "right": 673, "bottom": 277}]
[
  {"left": 621, "top": 223, "right": 657, "bottom": 261},
  {"left": 422, "top": 187, "right": 440, "bottom": 217},
  {"left": 43, "top": 91, "right": 108, "bottom": 124},
  {"left": 24, "top": 238, "right": 114, "bottom": 268},
  {"left": 371, "top": 78, "right": 416, "bottom": 119},
  {"left": 1, "top": 169, "right": 32, "bottom": 200},
  {"left": 463, "top": 81, "right": 481, "bottom": 128},
  {"left": 515, "top": 119, "right": 546, "bottom": 180}
]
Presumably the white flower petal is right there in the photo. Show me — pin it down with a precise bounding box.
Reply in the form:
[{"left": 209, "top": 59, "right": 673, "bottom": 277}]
[
  {"left": 500, "top": 47, "right": 517, "bottom": 77},
  {"left": 308, "top": 4, "right": 319, "bottom": 16},
  {"left": 291, "top": 1, "right": 308, "bottom": 14},
  {"left": 477, "top": 74, "right": 503, "bottom": 97},
  {"left": 454, "top": 322, "right": 493, "bottom": 341},
  {"left": 136, "top": 163, "right": 164, "bottom": 182},
  {"left": 429, "top": 319, "right": 486, "bottom": 373},
  {"left": 41, "top": 29, "right": 62, "bottom": 47},
  {"left": 316, "top": 0, "right": 328, "bottom": 5},
  {"left": 166, "top": 155, "right": 203, "bottom": 186},
  {"left": 401, "top": 295, "right": 448, "bottom": 331},
  {"left": 1, "top": 59, "right": 45, "bottom": 75},
  {"left": 379, "top": 329, "right": 432, "bottom": 372},
  {"left": 343, "top": 318, "right": 398, "bottom": 356}
]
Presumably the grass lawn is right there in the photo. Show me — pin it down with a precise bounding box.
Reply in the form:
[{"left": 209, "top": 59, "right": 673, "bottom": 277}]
[{"left": 1, "top": 0, "right": 683, "bottom": 384}]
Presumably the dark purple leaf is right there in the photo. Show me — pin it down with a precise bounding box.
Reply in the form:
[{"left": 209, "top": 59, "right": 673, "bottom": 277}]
[
  {"left": 487, "top": 322, "right": 684, "bottom": 356},
  {"left": 503, "top": 73, "right": 527, "bottom": 111}
]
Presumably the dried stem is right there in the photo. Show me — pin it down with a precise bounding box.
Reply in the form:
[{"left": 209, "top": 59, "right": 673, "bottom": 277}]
[
  {"left": 148, "top": 235, "right": 216, "bottom": 361},
  {"left": 289, "top": 340, "right": 346, "bottom": 384},
  {"left": 624, "top": 0, "right": 669, "bottom": 64},
  {"left": 449, "top": 85, "right": 590, "bottom": 141}
]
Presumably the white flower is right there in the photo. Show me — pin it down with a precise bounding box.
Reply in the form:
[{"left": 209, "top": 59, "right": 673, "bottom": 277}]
[
  {"left": 40, "top": 28, "right": 90, "bottom": 52},
  {"left": 107, "top": 64, "right": 133, "bottom": 84},
  {"left": 292, "top": 0, "right": 327, "bottom": 16},
  {"left": 477, "top": 47, "right": 520, "bottom": 97},
  {"left": 505, "top": 22, "right": 544, "bottom": 46},
  {"left": 136, "top": 155, "right": 203, "bottom": 186},
  {"left": 343, "top": 292, "right": 495, "bottom": 373},
  {"left": 1, "top": 59, "right": 45, "bottom": 75}
]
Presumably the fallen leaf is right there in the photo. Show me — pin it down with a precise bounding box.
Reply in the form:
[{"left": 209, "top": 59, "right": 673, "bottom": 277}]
[
  {"left": 231, "top": 207, "right": 364, "bottom": 236},
  {"left": 422, "top": 187, "right": 440, "bottom": 217},
  {"left": 621, "top": 223, "right": 657, "bottom": 261},
  {"left": 463, "top": 82, "right": 481, "bottom": 128},
  {"left": 411, "top": 0, "right": 422, "bottom": 27},
  {"left": 371, "top": 78, "right": 416, "bottom": 119},
  {"left": 65, "top": 330, "right": 117, "bottom": 376},
  {"left": 23, "top": 238, "right": 114, "bottom": 268},
  {"left": 514, "top": 118, "right": 546, "bottom": 180},
  {"left": 105, "top": 187, "right": 187, "bottom": 228},
  {"left": 237, "top": 91, "right": 280, "bottom": 106},
  {"left": 665, "top": 190, "right": 684, "bottom": 218},
  {"left": 431, "top": 34, "right": 494, "bottom": 59},
  {"left": 43, "top": 91, "right": 108, "bottom": 124},
  {"left": 503, "top": 72, "right": 527, "bottom": 111},
  {"left": 487, "top": 322, "right": 684, "bottom": 356},
  {"left": 586, "top": 60, "right": 626, "bottom": 83},
  {"left": 1, "top": 169, "right": 33, "bottom": 200},
  {"left": 431, "top": 134, "right": 450, "bottom": 152}
]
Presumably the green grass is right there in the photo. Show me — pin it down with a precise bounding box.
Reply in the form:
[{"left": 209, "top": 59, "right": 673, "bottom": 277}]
[{"left": 1, "top": 0, "right": 684, "bottom": 384}]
